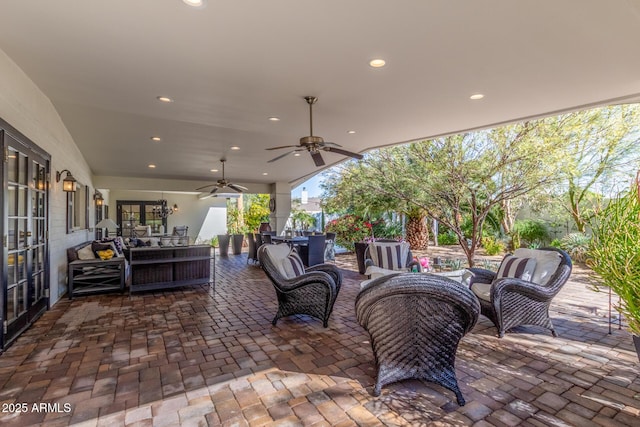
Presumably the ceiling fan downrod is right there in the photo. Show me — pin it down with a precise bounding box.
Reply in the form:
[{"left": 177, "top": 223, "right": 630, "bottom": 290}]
[{"left": 305, "top": 96, "right": 317, "bottom": 137}]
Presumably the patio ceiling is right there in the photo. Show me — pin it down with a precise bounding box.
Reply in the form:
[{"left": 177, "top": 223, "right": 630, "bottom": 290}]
[{"left": 1, "top": 1, "right": 640, "bottom": 188}]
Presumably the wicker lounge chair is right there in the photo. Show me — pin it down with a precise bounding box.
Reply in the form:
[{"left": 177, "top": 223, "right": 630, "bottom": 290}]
[
  {"left": 364, "top": 240, "right": 420, "bottom": 278},
  {"left": 467, "top": 247, "right": 572, "bottom": 338},
  {"left": 258, "top": 243, "right": 342, "bottom": 327},
  {"left": 355, "top": 273, "right": 480, "bottom": 405}
]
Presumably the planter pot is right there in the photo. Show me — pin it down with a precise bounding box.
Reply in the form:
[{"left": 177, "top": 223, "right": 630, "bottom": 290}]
[
  {"left": 218, "top": 234, "right": 230, "bottom": 257},
  {"left": 354, "top": 241, "right": 368, "bottom": 274},
  {"left": 232, "top": 234, "right": 244, "bottom": 255},
  {"left": 634, "top": 335, "right": 640, "bottom": 362},
  {"left": 258, "top": 222, "right": 272, "bottom": 233}
]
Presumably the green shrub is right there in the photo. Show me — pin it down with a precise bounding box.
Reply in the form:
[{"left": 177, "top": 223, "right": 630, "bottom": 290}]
[
  {"left": 482, "top": 236, "right": 506, "bottom": 256},
  {"left": 437, "top": 232, "right": 458, "bottom": 245},
  {"left": 549, "top": 238, "right": 562, "bottom": 248},
  {"left": 372, "top": 220, "right": 403, "bottom": 240},
  {"left": 560, "top": 233, "right": 591, "bottom": 263},
  {"left": 588, "top": 183, "right": 640, "bottom": 335},
  {"left": 325, "top": 215, "right": 373, "bottom": 249},
  {"left": 511, "top": 219, "right": 550, "bottom": 247}
]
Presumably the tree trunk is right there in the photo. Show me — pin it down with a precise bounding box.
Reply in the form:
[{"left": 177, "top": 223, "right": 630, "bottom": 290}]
[{"left": 405, "top": 215, "right": 429, "bottom": 250}]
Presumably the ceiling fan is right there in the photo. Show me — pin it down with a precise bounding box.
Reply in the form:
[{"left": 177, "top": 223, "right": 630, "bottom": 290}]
[
  {"left": 195, "top": 159, "right": 248, "bottom": 198},
  {"left": 266, "top": 96, "right": 364, "bottom": 167}
]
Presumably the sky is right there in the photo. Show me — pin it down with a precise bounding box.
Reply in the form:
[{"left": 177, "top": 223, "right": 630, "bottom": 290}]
[{"left": 292, "top": 173, "right": 326, "bottom": 199}]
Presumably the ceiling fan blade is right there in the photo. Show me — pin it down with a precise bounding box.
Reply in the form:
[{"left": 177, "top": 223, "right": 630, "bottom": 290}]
[
  {"left": 195, "top": 183, "right": 217, "bottom": 191},
  {"left": 268, "top": 150, "right": 297, "bottom": 163},
  {"left": 324, "top": 146, "right": 363, "bottom": 160},
  {"left": 311, "top": 151, "right": 325, "bottom": 166},
  {"left": 266, "top": 145, "right": 298, "bottom": 151},
  {"left": 227, "top": 184, "right": 245, "bottom": 192},
  {"left": 322, "top": 141, "right": 342, "bottom": 147}
]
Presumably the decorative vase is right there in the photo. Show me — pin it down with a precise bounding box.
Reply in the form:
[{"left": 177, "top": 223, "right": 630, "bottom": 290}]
[
  {"left": 218, "top": 234, "right": 230, "bottom": 257},
  {"left": 354, "top": 241, "right": 368, "bottom": 274},
  {"left": 232, "top": 234, "right": 244, "bottom": 255},
  {"left": 258, "top": 222, "right": 272, "bottom": 233}
]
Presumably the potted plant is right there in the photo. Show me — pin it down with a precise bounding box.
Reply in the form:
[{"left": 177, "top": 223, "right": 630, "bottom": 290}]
[
  {"left": 227, "top": 204, "right": 245, "bottom": 255},
  {"left": 228, "top": 222, "right": 245, "bottom": 255},
  {"left": 217, "top": 232, "right": 230, "bottom": 257},
  {"left": 588, "top": 175, "right": 640, "bottom": 360},
  {"left": 231, "top": 231, "right": 244, "bottom": 255}
]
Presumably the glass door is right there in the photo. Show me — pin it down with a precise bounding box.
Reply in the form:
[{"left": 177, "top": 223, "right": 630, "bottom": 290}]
[
  {"left": 2, "top": 130, "right": 50, "bottom": 349},
  {"left": 116, "top": 200, "right": 167, "bottom": 237}
]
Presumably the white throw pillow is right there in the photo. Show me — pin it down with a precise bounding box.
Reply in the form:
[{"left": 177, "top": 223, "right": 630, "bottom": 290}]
[
  {"left": 513, "top": 248, "right": 562, "bottom": 285},
  {"left": 263, "top": 244, "right": 293, "bottom": 278},
  {"left": 77, "top": 244, "right": 96, "bottom": 260}
]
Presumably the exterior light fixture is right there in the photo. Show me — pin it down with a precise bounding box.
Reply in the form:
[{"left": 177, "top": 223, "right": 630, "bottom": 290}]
[
  {"left": 94, "top": 191, "right": 104, "bottom": 206},
  {"left": 55, "top": 169, "right": 77, "bottom": 192}
]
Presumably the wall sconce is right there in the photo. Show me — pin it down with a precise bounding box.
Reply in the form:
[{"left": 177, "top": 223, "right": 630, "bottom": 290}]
[
  {"left": 172, "top": 203, "right": 179, "bottom": 212},
  {"left": 55, "top": 169, "right": 77, "bottom": 192},
  {"left": 94, "top": 191, "right": 104, "bottom": 206}
]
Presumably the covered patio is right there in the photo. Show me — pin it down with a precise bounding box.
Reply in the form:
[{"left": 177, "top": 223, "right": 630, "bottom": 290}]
[{"left": 0, "top": 249, "right": 637, "bottom": 426}]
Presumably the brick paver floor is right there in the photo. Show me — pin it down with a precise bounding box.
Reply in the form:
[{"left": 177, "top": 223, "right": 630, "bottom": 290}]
[{"left": 0, "top": 248, "right": 638, "bottom": 426}]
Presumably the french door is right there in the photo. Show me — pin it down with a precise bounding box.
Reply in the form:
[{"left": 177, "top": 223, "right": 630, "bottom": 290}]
[{"left": 1, "top": 125, "right": 50, "bottom": 349}]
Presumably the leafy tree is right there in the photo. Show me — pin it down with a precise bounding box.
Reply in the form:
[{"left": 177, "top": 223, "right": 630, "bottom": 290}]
[
  {"left": 540, "top": 104, "right": 640, "bottom": 232},
  {"left": 367, "top": 125, "right": 563, "bottom": 267},
  {"left": 243, "top": 194, "right": 270, "bottom": 232},
  {"left": 290, "top": 199, "right": 317, "bottom": 230},
  {"left": 322, "top": 159, "right": 430, "bottom": 248}
]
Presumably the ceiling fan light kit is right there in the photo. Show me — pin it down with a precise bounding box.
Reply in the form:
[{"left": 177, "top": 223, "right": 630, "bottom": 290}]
[{"left": 267, "top": 96, "right": 363, "bottom": 167}]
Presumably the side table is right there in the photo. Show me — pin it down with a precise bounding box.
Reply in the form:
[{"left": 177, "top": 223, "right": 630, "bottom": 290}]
[{"left": 68, "top": 258, "right": 126, "bottom": 298}]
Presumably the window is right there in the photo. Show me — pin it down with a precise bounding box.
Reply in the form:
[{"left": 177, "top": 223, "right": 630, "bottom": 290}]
[{"left": 67, "top": 184, "right": 89, "bottom": 233}]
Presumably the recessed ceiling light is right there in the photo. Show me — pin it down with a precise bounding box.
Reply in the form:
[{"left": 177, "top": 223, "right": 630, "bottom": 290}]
[
  {"left": 148, "top": 164, "right": 156, "bottom": 168},
  {"left": 230, "top": 146, "right": 240, "bottom": 150},
  {"left": 182, "top": 0, "right": 206, "bottom": 8},
  {"left": 347, "top": 130, "right": 356, "bottom": 134},
  {"left": 268, "top": 117, "right": 280, "bottom": 122},
  {"left": 210, "top": 169, "right": 219, "bottom": 172},
  {"left": 294, "top": 153, "right": 301, "bottom": 157},
  {"left": 262, "top": 172, "right": 268, "bottom": 176},
  {"left": 150, "top": 136, "right": 161, "bottom": 142},
  {"left": 470, "top": 94, "right": 485, "bottom": 100},
  {"left": 157, "top": 96, "right": 173, "bottom": 103},
  {"left": 369, "top": 59, "right": 386, "bottom": 68}
]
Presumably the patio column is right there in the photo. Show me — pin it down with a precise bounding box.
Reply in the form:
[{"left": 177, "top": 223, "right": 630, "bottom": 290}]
[{"left": 270, "top": 182, "right": 291, "bottom": 235}]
